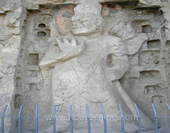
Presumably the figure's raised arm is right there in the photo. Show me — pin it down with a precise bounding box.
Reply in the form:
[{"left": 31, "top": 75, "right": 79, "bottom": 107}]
[
  {"left": 104, "top": 36, "right": 129, "bottom": 81},
  {"left": 39, "top": 36, "right": 85, "bottom": 70}
]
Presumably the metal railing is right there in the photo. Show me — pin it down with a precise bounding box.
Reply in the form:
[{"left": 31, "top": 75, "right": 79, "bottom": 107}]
[{"left": 1, "top": 103, "right": 170, "bottom": 133}]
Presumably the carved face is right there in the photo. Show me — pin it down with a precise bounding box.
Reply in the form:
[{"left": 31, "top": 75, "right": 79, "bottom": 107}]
[
  {"left": 55, "top": 5, "right": 74, "bottom": 35},
  {"left": 71, "top": 13, "right": 100, "bottom": 35}
]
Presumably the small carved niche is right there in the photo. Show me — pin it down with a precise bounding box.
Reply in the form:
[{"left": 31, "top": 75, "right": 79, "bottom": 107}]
[
  {"left": 38, "top": 23, "right": 46, "bottom": 28},
  {"left": 34, "top": 15, "right": 51, "bottom": 38},
  {"left": 14, "top": 94, "right": 22, "bottom": 108},
  {"left": 131, "top": 20, "right": 149, "bottom": 33},
  {"left": 144, "top": 85, "right": 161, "bottom": 95},
  {"left": 166, "top": 40, "right": 170, "bottom": 47},
  {"left": 147, "top": 40, "right": 161, "bottom": 49},
  {"left": 16, "top": 77, "right": 22, "bottom": 88},
  {"left": 161, "top": 26, "right": 165, "bottom": 37},
  {"left": 168, "top": 73, "right": 170, "bottom": 79},
  {"left": 151, "top": 95, "right": 164, "bottom": 104},
  {"left": 26, "top": 71, "right": 38, "bottom": 77},
  {"left": 28, "top": 53, "right": 39, "bottom": 65},
  {"left": 17, "top": 65, "right": 22, "bottom": 73},
  {"left": 140, "top": 70, "right": 160, "bottom": 79},
  {"left": 168, "top": 63, "right": 170, "bottom": 68},
  {"left": 20, "top": 49, "right": 25, "bottom": 57},
  {"left": 139, "top": 50, "right": 160, "bottom": 66},
  {"left": 166, "top": 40, "right": 170, "bottom": 58},
  {"left": 160, "top": 0, "right": 168, "bottom": 3},
  {"left": 37, "top": 31, "right": 47, "bottom": 37},
  {"left": 168, "top": 64, "right": 170, "bottom": 74},
  {"left": 27, "top": 83, "right": 38, "bottom": 91},
  {"left": 142, "top": 25, "right": 152, "bottom": 33}
]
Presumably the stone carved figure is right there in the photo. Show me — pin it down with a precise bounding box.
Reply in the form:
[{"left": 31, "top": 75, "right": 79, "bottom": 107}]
[{"left": 39, "top": 1, "right": 154, "bottom": 133}]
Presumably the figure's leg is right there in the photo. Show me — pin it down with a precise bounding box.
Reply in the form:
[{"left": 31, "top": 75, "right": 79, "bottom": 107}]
[{"left": 113, "top": 81, "right": 155, "bottom": 130}]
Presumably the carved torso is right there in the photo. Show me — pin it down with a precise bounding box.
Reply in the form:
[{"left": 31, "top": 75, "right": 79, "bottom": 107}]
[{"left": 52, "top": 35, "right": 125, "bottom": 117}]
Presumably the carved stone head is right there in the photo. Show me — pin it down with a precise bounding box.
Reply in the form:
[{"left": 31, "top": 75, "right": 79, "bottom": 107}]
[
  {"left": 72, "top": 2, "right": 104, "bottom": 35},
  {"left": 53, "top": 5, "right": 75, "bottom": 35}
]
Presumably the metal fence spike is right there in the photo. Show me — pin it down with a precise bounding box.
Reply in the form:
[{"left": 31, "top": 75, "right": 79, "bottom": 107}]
[
  {"left": 134, "top": 103, "right": 142, "bottom": 133},
  {"left": 100, "top": 104, "right": 107, "bottom": 133},
  {"left": 18, "top": 105, "right": 23, "bottom": 133},
  {"left": 53, "top": 105, "right": 56, "bottom": 133},
  {"left": 1, "top": 105, "right": 8, "bottom": 133},
  {"left": 86, "top": 104, "right": 91, "bottom": 133},
  {"left": 70, "top": 104, "right": 73, "bottom": 133},
  {"left": 119, "top": 104, "right": 124, "bottom": 133},
  {"left": 152, "top": 104, "right": 158, "bottom": 133},
  {"left": 35, "top": 104, "right": 38, "bottom": 133}
]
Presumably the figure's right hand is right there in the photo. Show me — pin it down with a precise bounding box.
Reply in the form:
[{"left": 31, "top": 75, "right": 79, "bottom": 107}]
[{"left": 56, "top": 37, "right": 85, "bottom": 53}]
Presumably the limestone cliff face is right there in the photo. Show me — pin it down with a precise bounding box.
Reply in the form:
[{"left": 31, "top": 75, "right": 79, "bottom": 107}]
[
  {"left": 0, "top": 0, "right": 170, "bottom": 132},
  {"left": 0, "top": 0, "right": 22, "bottom": 130}
]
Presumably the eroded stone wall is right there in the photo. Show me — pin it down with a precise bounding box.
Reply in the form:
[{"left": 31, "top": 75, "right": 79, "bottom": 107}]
[{"left": 0, "top": 0, "right": 23, "bottom": 131}]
